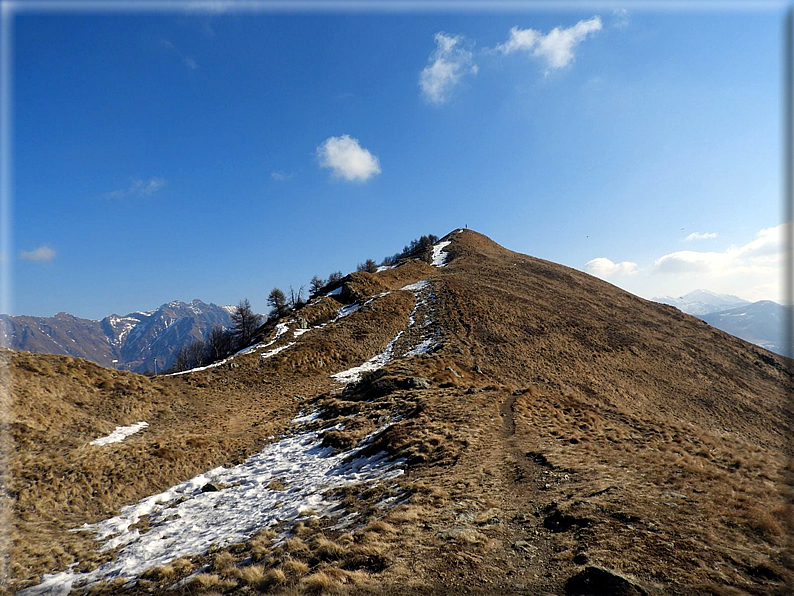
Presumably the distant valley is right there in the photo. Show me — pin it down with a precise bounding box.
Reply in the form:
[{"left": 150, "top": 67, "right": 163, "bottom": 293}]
[
  {"left": 653, "top": 289, "right": 789, "bottom": 357},
  {"left": 0, "top": 299, "right": 237, "bottom": 373}
]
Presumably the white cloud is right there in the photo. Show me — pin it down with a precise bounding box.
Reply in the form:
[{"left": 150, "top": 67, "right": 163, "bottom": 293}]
[
  {"left": 183, "top": 57, "right": 199, "bottom": 70},
  {"left": 683, "top": 231, "right": 718, "bottom": 242},
  {"left": 585, "top": 257, "right": 637, "bottom": 278},
  {"left": 497, "top": 17, "right": 602, "bottom": 72},
  {"left": 656, "top": 223, "right": 788, "bottom": 276},
  {"left": 105, "top": 177, "right": 166, "bottom": 199},
  {"left": 654, "top": 250, "right": 726, "bottom": 274},
  {"left": 419, "top": 32, "right": 478, "bottom": 105},
  {"left": 271, "top": 171, "right": 295, "bottom": 182},
  {"left": 582, "top": 224, "right": 789, "bottom": 303},
  {"left": 20, "top": 245, "right": 56, "bottom": 262},
  {"left": 316, "top": 135, "right": 381, "bottom": 183}
]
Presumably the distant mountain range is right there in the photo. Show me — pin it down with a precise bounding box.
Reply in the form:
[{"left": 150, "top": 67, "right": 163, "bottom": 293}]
[
  {"left": 653, "top": 290, "right": 788, "bottom": 357},
  {"left": 653, "top": 289, "right": 750, "bottom": 316},
  {"left": 1, "top": 300, "right": 236, "bottom": 373}
]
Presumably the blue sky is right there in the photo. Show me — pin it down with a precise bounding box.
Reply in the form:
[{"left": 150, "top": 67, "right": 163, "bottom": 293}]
[{"left": 9, "top": 4, "right": 787, "bottom": 319}]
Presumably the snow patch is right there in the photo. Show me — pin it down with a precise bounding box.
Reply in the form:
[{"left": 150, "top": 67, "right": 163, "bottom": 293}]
[
  {"left": 335, "top": 303, "right": 360, "bottom": 320},
  {"left": 261, "top": 342, "right": 295, "bottom": 359},
  {"left": 331, "top": 331, "right": 403, "bottom": 385},
  {"left": 90, "top": 422, "right": 149, "bottom": 446},
  {"left": 403, "top": 338, "right": 437, "bottom": 357},
  {"left": 431, "top": 240, "right": 452, "bottom": 267},
  {"left": 400, "top": 279, "right": 429, "bottom": 292},
  {"left": 22, "top": 415, "right": 402, "bottom": 595}
]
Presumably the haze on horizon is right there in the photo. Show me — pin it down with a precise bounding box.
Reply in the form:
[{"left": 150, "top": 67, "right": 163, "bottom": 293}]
[{"left": 8, "top": 4, "right": 786, "bottom": 320}]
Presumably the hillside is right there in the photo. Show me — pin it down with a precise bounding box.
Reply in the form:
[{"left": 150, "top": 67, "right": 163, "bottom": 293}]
[
  {"left": 1, "top": 300, "right": 235, "bottom": 373},
  {"left": 4, "top": 229, "right": 791, "bottom": 596}
]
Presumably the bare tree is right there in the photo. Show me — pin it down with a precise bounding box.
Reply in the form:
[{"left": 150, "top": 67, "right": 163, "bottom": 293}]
[
  {"left": 174, "top": 339, "right": 207, "bottom": 372},
  {"left": 207, "top": 325, "right": 233, "bottom": 361},
  {"left": 231, "top": 299, "right": 262, "bottom": 347},
  {"left": 327, "top": 271, "right": 343, "bottom": 284},
  {"left": 288, "top": 285, "right": 306, "bottom": 309}
]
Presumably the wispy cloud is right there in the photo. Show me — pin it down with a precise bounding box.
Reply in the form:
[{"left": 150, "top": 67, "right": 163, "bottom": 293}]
[
  {"left": 317, "top": 135, "right": 381, "bottom": 183},
  {"left": 20, "top": 245, "right": 56, "bottom": 262},
  {"left": 161, "top": 39, "right": 199, "bottom": 71},
  {"left": 105, "top": 177, "right": 166, "bottom": 199},
  {"left": 683, "top": 231, "right": 717, "bottom": 242},
  {"left": 497, "top": 17, "right": 602, "bottom": 73},
  {"left": 419, "top": 32, "right": 478, "bottom": 105},
  {"left": 271, "top": 171, "right": 295, "bottom": 182},
  {"left": 612, "top": 8, "right": 630, "bottom": 29},
  {"left": 585, "top": 257, "right": 637, "bottom": 279}
]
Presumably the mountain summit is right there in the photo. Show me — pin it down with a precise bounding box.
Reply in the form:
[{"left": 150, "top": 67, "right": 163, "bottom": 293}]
[{"left": 7, "top": 229, "right": 791, "bottom": 595}]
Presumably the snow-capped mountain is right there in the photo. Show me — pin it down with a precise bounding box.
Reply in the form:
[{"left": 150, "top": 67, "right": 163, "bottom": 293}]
[
  {"left": 653, "top": 289, "right": 750, "bottom": 316},
  {"left": 1, "top": 299, "right": 236, "bottom": 373}
]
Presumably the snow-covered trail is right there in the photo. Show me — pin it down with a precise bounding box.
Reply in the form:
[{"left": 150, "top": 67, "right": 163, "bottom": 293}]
[{"left": 330, "top": 279, "right": 439, "bottom": 384}]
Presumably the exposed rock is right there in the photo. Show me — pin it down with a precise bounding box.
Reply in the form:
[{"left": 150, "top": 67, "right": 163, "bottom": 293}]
[
  {"left": 444, "top": 366, "right": 462, "bottom": 378},
  {"left": 512, "top": 540, "right": 538, "bottom": 555},
  {"left": 565, "top": 566, "right": 647, "bottom": 596},
  {"left": 436, "top": 526, "right": 485, "bottom": 544},
  {"left": 404, "top": 376, "right": 431, "bottom": 389}
]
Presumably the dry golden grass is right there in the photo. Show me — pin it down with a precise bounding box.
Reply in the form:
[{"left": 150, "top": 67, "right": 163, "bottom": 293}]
[
  {"left": 281, "top": 558, "right": 310, "bottom": 578},
  {"left": 7, "top": 229, "right": 792, "bottom": 596},
  {"left": 311, "top": 537, "right": 349, "bottom": 562},
  {"left": 298, "top": 571, "right": 332, "bottom": 594}
]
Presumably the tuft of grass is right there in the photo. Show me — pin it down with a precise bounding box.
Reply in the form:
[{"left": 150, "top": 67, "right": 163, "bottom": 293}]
[
  {"left": 263, "top": 568, "right": 288, "bottom": 588},
  {"left": 235, "top": 564, "right": 266, "bottom": 587},
  {"left": 210, "top": 551, "right": 236, "bottom": 574},
  {"left": 171, "top": 557, "right": 194, "bottom": 574},
  {"left": 299, "top": 571, "right": 332, "bottom": 594},
  {"left": 363, "top": 519, "right": 397, "bottom": 534},
  {"left": 282, "top": 558, "right": 310, "bottom": 578},
  {"left": 285, "top": 537, "right": 311, "bottom": 556},
  {"left": 141, "top": 564, "right": 175, "bottom": 581},
  {"left": 312, "top": 537, "right": 349, "bottom": 561},
  {"left": 345, "top": 544, "right": 390, "bottom": 572},
  {"left": 388, "top": 505, "right": 422, "bottom": 524},
  {"left": 191, "top": 573, "right": 226, "bottom": 590}
]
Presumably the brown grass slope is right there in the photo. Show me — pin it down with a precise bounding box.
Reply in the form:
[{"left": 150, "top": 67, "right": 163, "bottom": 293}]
[{"left": 3, "top": 229, "right": 791, "bottom": 596}]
